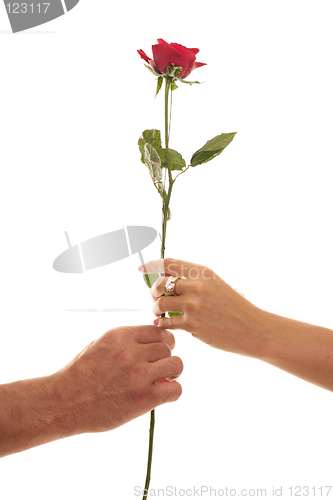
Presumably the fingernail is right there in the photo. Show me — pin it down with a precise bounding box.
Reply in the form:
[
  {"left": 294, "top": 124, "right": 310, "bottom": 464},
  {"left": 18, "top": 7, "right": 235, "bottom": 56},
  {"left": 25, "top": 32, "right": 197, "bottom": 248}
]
[
  {"left": 138, "top": 265, "right": 144, "bottom": 271},
  {"left": 153, "top": 318, "right": 159, "bottom": 326}
]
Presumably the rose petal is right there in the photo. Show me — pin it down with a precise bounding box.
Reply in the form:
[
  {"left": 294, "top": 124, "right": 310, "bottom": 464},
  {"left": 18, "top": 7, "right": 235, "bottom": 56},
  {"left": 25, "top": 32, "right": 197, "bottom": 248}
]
[
  {"left": 152, "top": 40, "right": 183, "bottom": 74},
  {"left": 170, "top": 43, "right": 196, "bottom": 59},
  {"left": 141, "top": 40, "right": 206, "bottom": 79},
  {"left": 192, "top": 61, "right": 207, "bottom": 70},
  {"left": 170, "top": 43, "right": 200, "bottom": 78},
  {"left": 138, "top": 49, "right": 161, "bottom": 75},
  {"left": 137, "top": 49, "right": 151, "bottom": 64},
  {"left": 156, "top": 38, "right": 169, "bottom": 46}
]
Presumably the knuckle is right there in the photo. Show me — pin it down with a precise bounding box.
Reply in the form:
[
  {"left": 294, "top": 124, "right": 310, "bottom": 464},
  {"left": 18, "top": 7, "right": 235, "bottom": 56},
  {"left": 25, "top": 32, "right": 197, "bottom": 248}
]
[
  {"left": 153, "top": 297, "right": 166, "bottom": 315},
  {"left": 118, "top": 347, "right": 136, "bottom": 366},
  {"left": 157, "top": 296, "right": 167, "bottom": 311},
  {"left": 174, "top": 382, "right": 182, "bottom": 400},
  {"left": 183, "top": 314, "right": 195, "bottom": 331},
  {"left": 185, "top": 299, "right": 197, "bottom": 313},
  {"left": 162, "top": 343, "right": 172, "bottom": 357},
  {"left": 169, "top": 382, "right": 182, "bottom": 401},
  {"left": 167, "top": 331, "right": 176, "bottom": 348},
  {"left": 151, "top": 277, "right": 164, "bottom": 297},
  {"left": 104, "top": 327, "right": 119, "bottom": 344},
  {"left": 155, "top": 342, "right": 172, "bottom": 358},
  {"left": 171, "top": 355, "right": 184, "bottom": 374},
  {"left": 152, "top": 302, "right": 160, "bottom": 316},
  {"left": 191, "top": 280, "right": 205, "bottom": 295},
  {"left": 149, "top": 325, "right": 163, "bottom": 339}
]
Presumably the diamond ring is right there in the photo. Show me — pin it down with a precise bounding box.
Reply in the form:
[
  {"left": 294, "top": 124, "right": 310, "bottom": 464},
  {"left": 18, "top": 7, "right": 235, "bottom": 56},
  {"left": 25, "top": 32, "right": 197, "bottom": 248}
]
[{"left": 165, "top": 276, "right": 183, "bottom": 296}]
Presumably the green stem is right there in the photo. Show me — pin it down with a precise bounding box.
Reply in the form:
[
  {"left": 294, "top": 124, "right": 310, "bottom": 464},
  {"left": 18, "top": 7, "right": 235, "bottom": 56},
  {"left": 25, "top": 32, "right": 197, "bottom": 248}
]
[
  {"left": 161, "top": 76, "right": 174, "bottom": 258},
  {"left": 142, "top": 75, "right": 174, "bottom": 500},
  {"left": 142, "top": 409, "right": 155, "bottom": 500},
  {"left": 164, "top": 77, "right": 173, "bottom": 189}
]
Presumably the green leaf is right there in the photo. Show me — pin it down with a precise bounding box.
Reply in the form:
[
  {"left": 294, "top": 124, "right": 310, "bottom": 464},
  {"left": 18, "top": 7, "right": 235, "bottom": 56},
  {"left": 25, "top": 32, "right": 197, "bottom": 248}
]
[
  {"left": 138, "top": 138, "right": 162, "bottom": 182},
  {"left": 171, "top": 81, "right": 178, "bottom": 91},
  {"left": 190, "top": 132, "right": 237, "bottom": 167},
  {"left": 160, "top": 148, "right": 186, "bottom": 171},
  {"left": 144, "top": 63, "right": 160, "bottom": 77},
  {"left": 141, "top": 129, "right": 163, "bottom": 153},
  {"left": 168, "top": 311, "right": 183, "bottom": 317},
  {"left": 139, "top": 130, "right": 186, "bottom": 172},
  {"left": 143, "top": 273, "right": 160, "bottom": 289},
  {"left": 175, "top": 76, "right": 203, "bottom": 85},
  {"left": 138, "top": 135, "right": 165, "bottom": 199},
  {"left": 155, "top": 76, "right": 164, "bottom": 98},
  {"left": 138, "top": 129, "right": 174, "bottom": 220}
]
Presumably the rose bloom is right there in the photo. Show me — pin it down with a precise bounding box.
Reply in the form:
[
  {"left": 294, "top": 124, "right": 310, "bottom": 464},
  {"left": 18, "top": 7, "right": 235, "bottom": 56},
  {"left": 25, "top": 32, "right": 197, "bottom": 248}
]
[{"left": 138, "top": 38, "right": 206, "bottom": 79}]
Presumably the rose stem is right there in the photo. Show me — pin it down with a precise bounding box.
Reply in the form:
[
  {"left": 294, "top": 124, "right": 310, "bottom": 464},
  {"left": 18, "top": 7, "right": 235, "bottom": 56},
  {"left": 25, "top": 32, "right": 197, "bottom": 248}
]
[
  {"left": 161, "top": 75, "right": 174, "bottom": 256},
  {"left": 142, "top": 75, "right": 174, "bottom": 500}
]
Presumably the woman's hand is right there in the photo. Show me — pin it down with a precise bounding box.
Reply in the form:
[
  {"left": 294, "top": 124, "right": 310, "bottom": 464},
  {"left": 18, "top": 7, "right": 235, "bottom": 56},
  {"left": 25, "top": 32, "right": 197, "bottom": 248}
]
[
  {"left": 139, "top": 258, "right": 333, "bottom": 392},
  {"left": 139, "top": 258, "right": 269, "bottom": 358}
]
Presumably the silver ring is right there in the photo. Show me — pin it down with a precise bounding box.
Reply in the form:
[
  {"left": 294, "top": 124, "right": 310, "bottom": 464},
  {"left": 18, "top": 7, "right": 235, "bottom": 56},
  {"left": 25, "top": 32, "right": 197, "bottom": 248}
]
[{"left": 165, "top": 276, "right": 183, "bottom": 296}]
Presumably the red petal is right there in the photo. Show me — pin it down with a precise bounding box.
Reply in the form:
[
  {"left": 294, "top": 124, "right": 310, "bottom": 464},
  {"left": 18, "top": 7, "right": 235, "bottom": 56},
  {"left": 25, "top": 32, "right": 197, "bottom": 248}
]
[
  {"left": 181, "top": 61, "right": 207, "bottom": 79},
  {"left": 170, "top": 43, "right": 199, "bottom": 56},
  {"left": 156, "top": 38, "right": 169, "bottom": 45},
  {"left": 193, "top": 61, "right": 207, "bottom": 70},
  {"left": 138, "top": 49, "right": 161, "bottom": 74},
  {"left": 151, "top": 40, "right": 206, "bottom": 78},
  {"left": 170, "top": 43, "right": 196, "bottom": 57},
  {"left": 170, "top": 43, "right": 196, "bottom": 78},
  {"left": 137, "top": 49, "right": 151, "bottom": 64},
  {"left": 152, "top": 40, "right": 183, "bottom": 74}
]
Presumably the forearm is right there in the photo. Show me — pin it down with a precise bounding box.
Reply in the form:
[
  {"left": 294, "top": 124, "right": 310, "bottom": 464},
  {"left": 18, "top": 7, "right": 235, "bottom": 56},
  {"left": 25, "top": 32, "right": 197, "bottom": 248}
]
[
  {"left": 0, "top": 374, "right": 74, "bottom": 458},
  {"left": 258, "top": 311, "right": 333, "bottom": 392}
]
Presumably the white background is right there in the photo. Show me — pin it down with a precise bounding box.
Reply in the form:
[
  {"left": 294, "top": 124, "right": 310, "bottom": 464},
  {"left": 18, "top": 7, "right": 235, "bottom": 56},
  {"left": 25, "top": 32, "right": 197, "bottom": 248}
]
[{"left": 1, "top": 0, "right": 333, "bottom": 498}]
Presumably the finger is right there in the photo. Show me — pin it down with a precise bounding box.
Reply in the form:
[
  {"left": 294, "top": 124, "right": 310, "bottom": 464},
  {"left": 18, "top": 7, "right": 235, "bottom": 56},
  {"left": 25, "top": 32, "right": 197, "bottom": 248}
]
[
  {"left": 152, "top": 296, "right": 184, "bottom": 317},
  {"left": 153, "top": 380, "right": 182, "bottom": 405},
  {"left": 136, "top": 325, "right": 176, "bottom": 350},
  {"left": 150, "top": 276, "right": 187, "bottom": 301},
  {"left": 149, "top": 355, "right": 183, "bottom": 384},
  {"left": 138, "top": 260, "right": 171, "bottom": 276},
  {"left": 143, "top": 342, "right": 172, "bottom": 362},
  {"left": 150, "top": 276, "right": 166, "bottom": 301},
  {"left": 155, "top": 378, "right": 169, "bottom": 385},
  {"left": 138, "top": 258, "right": 207, "bottom": 279},
  {"left": 153, "top": 315, "right": 185, "bottom": 331}
]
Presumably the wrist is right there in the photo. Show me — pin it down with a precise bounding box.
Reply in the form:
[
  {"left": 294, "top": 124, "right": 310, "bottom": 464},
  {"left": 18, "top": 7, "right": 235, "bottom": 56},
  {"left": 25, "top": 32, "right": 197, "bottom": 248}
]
[
  {"left": 242, "top": 306, "right": 279, "bottom": 360},
  {"left": 0, "top": 374, "right": 77, "bottom": 458}
]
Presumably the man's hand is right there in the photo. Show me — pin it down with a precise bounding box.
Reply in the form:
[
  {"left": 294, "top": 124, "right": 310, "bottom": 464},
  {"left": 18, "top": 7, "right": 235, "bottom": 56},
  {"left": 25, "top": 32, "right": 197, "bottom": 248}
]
[
  {"left": 0, "top": 325, "right": 183, "bottom": 458},
  {"left": 57, "top": 325, "right": 183, "bottom": 434}
]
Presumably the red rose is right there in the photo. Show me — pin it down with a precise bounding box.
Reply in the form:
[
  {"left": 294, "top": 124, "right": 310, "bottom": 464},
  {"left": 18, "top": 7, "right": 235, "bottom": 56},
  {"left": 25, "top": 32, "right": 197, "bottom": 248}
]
[{"left": 138, "top": 38, "right": 206, "bottom": 79}]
